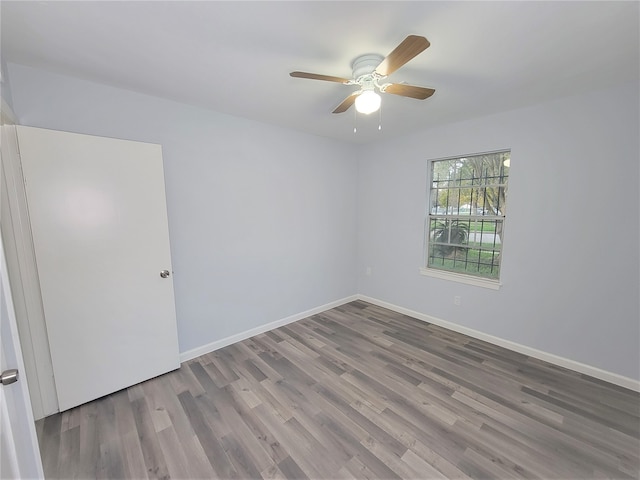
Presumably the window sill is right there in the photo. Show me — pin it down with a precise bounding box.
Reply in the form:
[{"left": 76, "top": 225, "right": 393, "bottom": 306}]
[{"left": 419, "top": 267, "right": 501, "bottom": 290}]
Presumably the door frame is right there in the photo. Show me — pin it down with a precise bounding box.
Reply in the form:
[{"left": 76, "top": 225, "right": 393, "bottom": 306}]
[{"left": 1, "top": 174, "right": 45, "bottom": 479}]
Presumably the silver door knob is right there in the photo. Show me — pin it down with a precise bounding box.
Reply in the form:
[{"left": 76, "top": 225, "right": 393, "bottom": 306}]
[
  {"left": 160, "top": 270, "right": 171, "bottom": 278},
  {"left": 1, "top": 369, "right": 19, "bottom": 386}
]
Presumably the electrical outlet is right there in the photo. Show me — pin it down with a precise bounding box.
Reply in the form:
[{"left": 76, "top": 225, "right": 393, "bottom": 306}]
[
  {"left": 366, "top": 267, "right": 372, "bottom": 276},
  {"left": 454, "top": 296, "right": 462, "bottom": 306}
]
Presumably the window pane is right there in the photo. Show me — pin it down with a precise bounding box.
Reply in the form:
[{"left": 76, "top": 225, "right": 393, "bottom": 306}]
[{"left": 426, "top": 151, "right": 509, "bottom": 281}]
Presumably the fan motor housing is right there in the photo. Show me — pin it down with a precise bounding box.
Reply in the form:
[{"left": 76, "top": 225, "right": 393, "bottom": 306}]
[{"left": 351, "top": 54, "right": 384, "bottom": 79}]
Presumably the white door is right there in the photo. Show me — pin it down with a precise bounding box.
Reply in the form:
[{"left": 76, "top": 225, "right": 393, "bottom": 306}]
[
  {"left": 1, "top": 235, "right": 44, "bottom": 479},
  {"left": 16, "top": 126, "right": 180, "bottom": 412}
]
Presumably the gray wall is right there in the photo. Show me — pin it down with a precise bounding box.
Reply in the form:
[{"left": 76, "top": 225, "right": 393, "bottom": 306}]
[
  {"left": 7, "top": 63, "right": 640, "bottom": 381},
  {"left": 1, "top": 57, "right": 14, "bottom": 111},
  {"left": 7, "top": 63, "right": 358, "bottom": 354},
  {"left": 357, "top": 81, "right": 640, "bottom": 380}
]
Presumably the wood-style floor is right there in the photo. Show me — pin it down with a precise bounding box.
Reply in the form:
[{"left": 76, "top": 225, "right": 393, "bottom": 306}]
[{"left": 36, "top": 300, "right": 640, "bottom": 479}]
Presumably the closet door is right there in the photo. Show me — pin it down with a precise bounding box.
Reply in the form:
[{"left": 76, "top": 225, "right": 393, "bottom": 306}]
[{"left": 17, "top": 126, "right": 179, "bottom": 411}]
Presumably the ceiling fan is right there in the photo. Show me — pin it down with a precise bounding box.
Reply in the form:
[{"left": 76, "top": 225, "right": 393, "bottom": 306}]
[{"left": 290, "top": 35, "right": 435, "bottom": 115}]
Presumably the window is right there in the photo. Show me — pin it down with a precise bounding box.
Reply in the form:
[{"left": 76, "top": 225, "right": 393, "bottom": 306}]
[{"left": 422, "top": 150, "right": 510, "bottom": 287}]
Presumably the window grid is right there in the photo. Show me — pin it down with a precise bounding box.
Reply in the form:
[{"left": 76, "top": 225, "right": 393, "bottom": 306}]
[{"left": 426, "top": 152, "right": 509, "bottom": 280}]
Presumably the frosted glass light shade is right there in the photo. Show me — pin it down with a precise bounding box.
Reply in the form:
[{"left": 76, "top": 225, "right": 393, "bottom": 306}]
[{"left": 355, "top": 90, "right": 381, "bottom": 114}]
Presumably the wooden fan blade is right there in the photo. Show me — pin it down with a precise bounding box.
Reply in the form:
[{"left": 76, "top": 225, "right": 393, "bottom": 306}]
[
  {"left": 374, "top": 35, "right": 430, "bottom": 77},
  {"left": 332, "top": 93, "right": 358, "bottom": 114},
  {"left": 383, "top": 83, "right": 435, "bottom": 100},
  {"left": 290, "top": 71, "right": 351, "bottom": 84}
]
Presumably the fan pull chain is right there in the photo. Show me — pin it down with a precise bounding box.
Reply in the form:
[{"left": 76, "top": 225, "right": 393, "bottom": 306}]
[
  {"left": 378, "top": 103, "right": 382, "bottom": 131},
  {"left": 353, "top": 107, "right": 358, "bottom": 134}
]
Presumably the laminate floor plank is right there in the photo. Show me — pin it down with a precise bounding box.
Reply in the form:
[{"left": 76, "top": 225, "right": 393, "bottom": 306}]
[
  {"left": 37, "top": 301, "right": 640, "bottom": 479},
  {"left": 223, "top": 383, "right": 285, "bottom": 469},
  {"left": 130, "top": 396, "right": 170, "bottom": 480},
  {"left": 95, "top": 396, "right": 126, "bottom": 480},
  {"left": 220, "top": 433, "right": 265, "bottom": 480},
  {"left": 77, "top": 402, "right": 100, "bottom": 480},
  {"left": 451, "top": 389, "right": 624, "bottom": 478},
  {"left": 234, "top": 340, "right": 285, "bottom": 383},
  {"left": 451, "top": 389, "right": 594, "bottom": 475},
  {"left": 119, "top": 430, "right": 149, "bottom": 480},
  {"left": 177, "top": 390, "right": 235, "bottom": 478},
  {"left": 251, "top": 403, "right": 325, "bottom": 480},
  {"left": 55, "top": 425, "right": 79, "bottom": 480},
  {"left": 276, "top": 456, "right": 308, "bottom": 480},
  {"left": 39, "top": 412, "right": 62, "bottom": 478}
]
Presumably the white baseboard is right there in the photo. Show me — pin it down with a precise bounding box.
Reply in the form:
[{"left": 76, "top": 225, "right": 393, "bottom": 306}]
[
  {"left": 179, "top": 295, "right": 358, "bottom": 363},
  {"left": 358, "top": 295, "right": 640, "bottom": 393}
]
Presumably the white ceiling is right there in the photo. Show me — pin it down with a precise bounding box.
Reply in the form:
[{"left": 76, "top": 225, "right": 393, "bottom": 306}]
[{"left": 2, "top": 1, "right": 638, "bottom": 144}]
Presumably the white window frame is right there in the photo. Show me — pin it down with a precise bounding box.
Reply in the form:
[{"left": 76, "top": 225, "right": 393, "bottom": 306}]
[{"left": 420, "top": 150, "right": 510, "bottom": 289}]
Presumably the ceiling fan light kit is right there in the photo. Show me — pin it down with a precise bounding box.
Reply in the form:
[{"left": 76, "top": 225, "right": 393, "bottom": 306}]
[
  {"left": 290, "top": 35, "right": 435, "bottom": 120},
  {"left": 355, "top": 89, "right": 381, "bottom": 115}
]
